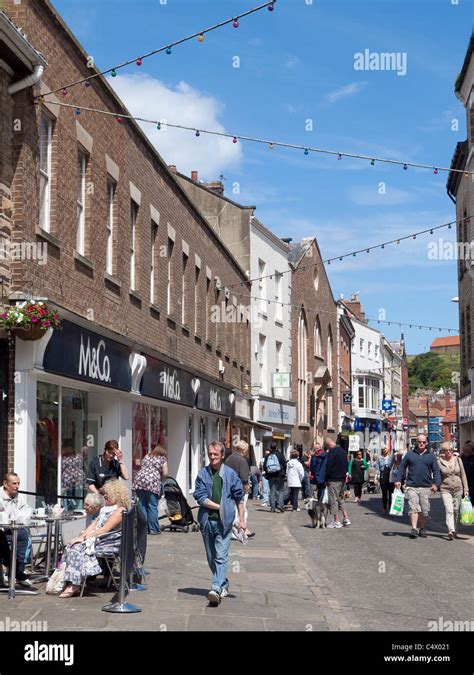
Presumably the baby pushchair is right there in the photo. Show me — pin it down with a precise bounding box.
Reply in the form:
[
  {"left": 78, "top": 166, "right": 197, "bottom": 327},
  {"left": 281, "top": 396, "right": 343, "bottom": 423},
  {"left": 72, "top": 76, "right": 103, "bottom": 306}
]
[
  {"left": 161, "top": 477, "right": 199, "bottom": 533},
  {"left": 363, "top": 467, "right": 380, "bottom": 494}
]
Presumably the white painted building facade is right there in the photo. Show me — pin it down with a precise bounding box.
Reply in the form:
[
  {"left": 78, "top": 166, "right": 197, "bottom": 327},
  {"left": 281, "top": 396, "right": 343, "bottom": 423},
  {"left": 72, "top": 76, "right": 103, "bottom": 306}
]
[{"left": 249, "top": 217, "right": 295, "bottom": 460}]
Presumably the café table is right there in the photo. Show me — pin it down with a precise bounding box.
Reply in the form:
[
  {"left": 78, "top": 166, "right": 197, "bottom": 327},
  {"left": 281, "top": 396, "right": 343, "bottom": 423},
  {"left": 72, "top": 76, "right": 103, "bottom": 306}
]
[
  {"left": 0, "top": 522, "right": 40, "bottom": 599},
  {"left": 31, "top": 512, "right": 84, "bottom": 579}
]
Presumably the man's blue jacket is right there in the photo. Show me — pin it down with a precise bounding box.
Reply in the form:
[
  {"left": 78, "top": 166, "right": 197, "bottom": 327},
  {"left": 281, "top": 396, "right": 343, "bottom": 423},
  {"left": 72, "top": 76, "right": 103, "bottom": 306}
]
[{"left": 193, "top": 463, "right": 244, "bottom": 535}]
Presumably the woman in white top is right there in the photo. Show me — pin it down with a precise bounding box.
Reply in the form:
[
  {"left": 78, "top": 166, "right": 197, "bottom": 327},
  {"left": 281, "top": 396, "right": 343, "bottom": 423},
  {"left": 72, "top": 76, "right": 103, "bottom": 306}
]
[{"left": 286, "top": 450, "right": 305, "bottom": 511}]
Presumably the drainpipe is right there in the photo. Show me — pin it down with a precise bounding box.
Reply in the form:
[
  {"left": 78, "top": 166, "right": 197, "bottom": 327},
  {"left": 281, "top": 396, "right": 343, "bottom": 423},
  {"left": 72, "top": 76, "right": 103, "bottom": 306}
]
[{"left": 8, "top": 64, "right": 44, "bottom": 95}]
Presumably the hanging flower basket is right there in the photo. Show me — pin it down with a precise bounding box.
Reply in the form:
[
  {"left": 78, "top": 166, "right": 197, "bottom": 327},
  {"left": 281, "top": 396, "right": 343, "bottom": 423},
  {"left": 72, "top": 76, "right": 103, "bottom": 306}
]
[
  {"left": 14, "top": 324, "right": 48, "bottom": 341},
  {"left": 0, "top": 301, "right": 62, "bottom": 342}
]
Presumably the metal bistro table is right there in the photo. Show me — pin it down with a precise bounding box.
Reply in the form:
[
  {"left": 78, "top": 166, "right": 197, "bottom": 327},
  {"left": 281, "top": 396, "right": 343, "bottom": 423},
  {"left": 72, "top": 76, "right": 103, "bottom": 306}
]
[
  {"left": 29, "top": 515, "right": 55, "bottom": 582},
  {"left": 31, "top": 512, "right": 84, "bottom": 581},
  {"left": 0, "top": 522, "right": 40, "bottom": 599}
]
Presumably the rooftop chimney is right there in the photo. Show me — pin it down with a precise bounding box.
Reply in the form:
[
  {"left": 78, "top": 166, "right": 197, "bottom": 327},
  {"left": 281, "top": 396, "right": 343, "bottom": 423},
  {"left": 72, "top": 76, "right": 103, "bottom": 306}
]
[
  {"left": 191, "top": 170, "right": 199, "bottom": 182},
  {"left": 281, "top": 237, "right": 293, "bottom": 244},
  {"left": 203, "top": 180, "right": 224, "bottom": 196},
  {"left": 168, "top": 164, "right": 177, "bottom": 173}
]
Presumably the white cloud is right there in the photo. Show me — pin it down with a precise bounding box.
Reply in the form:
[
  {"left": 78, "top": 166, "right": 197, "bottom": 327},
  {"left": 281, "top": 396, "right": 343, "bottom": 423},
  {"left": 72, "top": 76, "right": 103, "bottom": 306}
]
[
  {"left": 323, "top": 81, "right": 367, "bottom": 104},
  {"left": 109, "top": 73, "right": 242, "bottom": 179},
  {"left": 284, "top": 55, "right": 300, "bottom": 69}
]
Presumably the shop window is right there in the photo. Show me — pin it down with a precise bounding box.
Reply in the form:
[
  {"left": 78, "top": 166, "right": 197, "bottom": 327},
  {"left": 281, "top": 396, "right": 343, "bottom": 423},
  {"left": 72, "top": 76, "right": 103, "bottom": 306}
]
[
  {"left": 132, "top": 402, "right": 167, "bottom": 478},
  {"left": 36, "top": 382, "right": 60, "bottom": 506},
  {"left": 61, "top": 387, "right": 88, "bottom": 511}
]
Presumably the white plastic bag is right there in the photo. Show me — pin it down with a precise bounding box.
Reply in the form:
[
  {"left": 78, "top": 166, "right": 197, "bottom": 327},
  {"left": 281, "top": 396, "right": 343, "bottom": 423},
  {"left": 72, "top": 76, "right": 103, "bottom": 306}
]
[
  {"left": 322, "top": 487, "right": 329, "bottom": 505},
  {"left": 389, "top": 488, "right": 405, "bottom": 516},
  {"left": 46, "top": 559, "right": 66, "bottom": 595},
  {"left": 158, "top": 495, "right": 169, "bottom": 518},
  {"left": 459, "top": 497, "right": 474, "bottom": 526}
]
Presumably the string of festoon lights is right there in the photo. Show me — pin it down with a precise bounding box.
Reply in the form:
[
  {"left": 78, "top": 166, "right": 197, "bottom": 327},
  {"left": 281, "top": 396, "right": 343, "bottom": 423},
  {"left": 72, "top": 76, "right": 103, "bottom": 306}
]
[
  {"left": 227, "top": 290, "right": 458, "bottom": 333},
  {"left": 34, "top": 1, "right": 277, "bottom": 98},
  {"left": 225, "top": 215, "right": 470, "bottom": 290},
  {"left": 35, "top": 99, "right": 474, "bottom": 181}
]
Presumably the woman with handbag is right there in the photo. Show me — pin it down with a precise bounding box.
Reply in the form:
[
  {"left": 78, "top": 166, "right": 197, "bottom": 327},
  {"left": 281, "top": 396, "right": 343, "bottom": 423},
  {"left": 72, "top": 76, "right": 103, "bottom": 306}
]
[
  {"left": 438, "top": 442, "right": 469, "bottom": 540},
  {"left": 132, "top": 445, "right": 168, "bottom": 535}
]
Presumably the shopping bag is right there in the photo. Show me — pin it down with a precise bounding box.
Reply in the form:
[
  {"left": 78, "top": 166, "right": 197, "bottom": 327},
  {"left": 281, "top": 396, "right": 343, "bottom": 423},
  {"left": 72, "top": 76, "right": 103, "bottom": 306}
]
[
  {"left": 459, "top": 497, "right": 474, "bottom": 526},
  {"left": 46, "top": 558, "right": 66, "bottom": 595},
  {"left": 389, "top": 488, "right": 404, "bottom": 516},
  {"left": 322, "top": 487, "right": 329, "bottom": 505},
  {"left": 158, "top": 495, "right": 169, "bottom": 518}
]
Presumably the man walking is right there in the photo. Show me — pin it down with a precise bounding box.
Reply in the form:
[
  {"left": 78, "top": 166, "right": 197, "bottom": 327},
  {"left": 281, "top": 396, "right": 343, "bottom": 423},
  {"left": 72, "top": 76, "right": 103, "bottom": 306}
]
[
  {"left": 194, "top": 441, "right": 245, "bottom": 606},
  {"left": 263, "top": 442, "right": 287, "bottom": 513},
  {"left": 394, "top": 434, "right": 441, "bottom": 539},
  {"left": 225, "top": 440, "right": 254, "bottom": 537},
  {"left": 325, "top": 438, "right": 351, "bottom": 529}
]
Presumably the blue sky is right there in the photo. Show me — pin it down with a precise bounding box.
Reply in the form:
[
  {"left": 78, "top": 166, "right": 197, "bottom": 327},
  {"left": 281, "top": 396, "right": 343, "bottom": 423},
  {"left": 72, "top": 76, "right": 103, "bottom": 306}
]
[{"left": 53, "top": 0, "right": 471, "bottom": 355}]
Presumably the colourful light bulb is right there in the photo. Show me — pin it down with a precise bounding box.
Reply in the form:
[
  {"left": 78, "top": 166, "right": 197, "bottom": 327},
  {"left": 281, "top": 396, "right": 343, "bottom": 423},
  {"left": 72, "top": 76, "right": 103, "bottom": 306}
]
[
  {"left": 233, "top": 19, "right": 239, "bottom": 28},
  {"left": 304, "top": 148, "right": 309, "bottom": 156},
  {"left": 75, "top": 107, "right": 81, "bottom": 115},
  {"left": 166, "top": 47, "right": 172, "bottom": 55},
  {"left": 198, "top": 34, "right": 204, "bottom": 43},
  {"left": 195, "top": 130, "right": 200, "bottom": 137},
  {"left": 232, "top": 136, "right": 237, "bottom": 144},
  {"left": 268, "top": 1, "right": 275, "bottom": 11},
  {"left": 111, "top": 69, "right": 117, "bottom": 77},
  {"left": 434, "top": 168, "right": 438, "bottom": 174},
  {"left": 370, "top": 158, "right": 375, "bottom": 166},
  {"left": 403, "top": 163, "right": 407, "bottom": 170},
  {"left": 430, "top": 230, "right": 433, "bottom": 235},
  {"left": 136, "top": 58, "right": 142, "bottom": 66},
  {"left": 61, "top": 88, "right": 68, "bottom": 96},
  {"left": 381, "top": 244, "right": 385, "bottom": 249},
  {"left": 116, "top": 116, "right": 123, "bottom": 123},
  {"left": 337, "top": 153, "right": 342, "bottom": 160},
  {"left": 157, "top": 123, "right": 161, "bottom": 130},
  {"left": 269, "top": 143, "right": 273, "bottom": 150},
  {"left": 85, "top": 80, "right": 91, "bottom": 88},
  {"left": 413, "top": 235, "right": 416, "bottom": 240}
]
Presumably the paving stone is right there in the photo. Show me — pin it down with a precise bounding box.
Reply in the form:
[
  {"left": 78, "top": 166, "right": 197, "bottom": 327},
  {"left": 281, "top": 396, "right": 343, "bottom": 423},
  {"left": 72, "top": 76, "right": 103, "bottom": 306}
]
[{"left": 187, "top": 615, "right": 265, "bottom": 631}]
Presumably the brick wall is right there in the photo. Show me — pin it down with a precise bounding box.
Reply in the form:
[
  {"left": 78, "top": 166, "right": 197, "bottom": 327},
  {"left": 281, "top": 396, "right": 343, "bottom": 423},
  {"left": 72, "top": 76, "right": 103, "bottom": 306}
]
[
  {"left": 290, "top": 239, "right": 337, "bottom": 449},
  {"left": 3, "top": 0, "right": 251, "bottom": 392}
]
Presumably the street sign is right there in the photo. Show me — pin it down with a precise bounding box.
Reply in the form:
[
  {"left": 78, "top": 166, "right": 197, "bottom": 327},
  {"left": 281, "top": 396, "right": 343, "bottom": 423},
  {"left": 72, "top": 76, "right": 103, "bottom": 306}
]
[
  {"left": 403, "top": 417, "right": 408, "bottom": 425},
  {"left": 382, "top": 399, "right": 393, "bottom": 412},
  {"left": 348, "top": 435, "right": 360, "bottom": 452},
  {"left": 343, "top": 391, "right": 352, "bottom": 404}
]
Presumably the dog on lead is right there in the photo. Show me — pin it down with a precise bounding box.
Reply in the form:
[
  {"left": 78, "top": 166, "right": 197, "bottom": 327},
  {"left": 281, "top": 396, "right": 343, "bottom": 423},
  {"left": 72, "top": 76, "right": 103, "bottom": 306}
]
[{"left": 306, "top": 497, "right": 329, "bottom": 528}]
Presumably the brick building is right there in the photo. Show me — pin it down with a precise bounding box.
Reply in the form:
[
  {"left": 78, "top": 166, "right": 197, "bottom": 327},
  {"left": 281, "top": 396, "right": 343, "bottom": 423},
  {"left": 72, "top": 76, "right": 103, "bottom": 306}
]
[
  {"left": 175, "top": 170, "right": 295, "bottom": 461},
  {"left": 0, "top": 0, "right": 251, "bottom": 500},
  {"left": 336, "top": 299, "right": 354, "bottom": 433},
  {"left": 430, "top": 336, "right": 460, "bottom": 355},
  {"left": 447, "top": 34, "right": 474, "bottom": 446},
  {"left": 288, "top": 238, "right": 338, "bottom": 449}
]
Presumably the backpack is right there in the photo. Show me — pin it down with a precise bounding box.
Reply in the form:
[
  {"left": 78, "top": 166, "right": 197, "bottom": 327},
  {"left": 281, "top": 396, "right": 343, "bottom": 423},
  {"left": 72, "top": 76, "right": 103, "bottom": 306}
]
[{"left": 266, "top": 453, "right": 281, "bottom": 474}]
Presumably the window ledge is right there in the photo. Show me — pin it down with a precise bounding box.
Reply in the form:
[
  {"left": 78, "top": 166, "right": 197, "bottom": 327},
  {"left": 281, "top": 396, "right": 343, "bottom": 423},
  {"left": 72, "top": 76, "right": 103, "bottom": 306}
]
[
  {"left": 74, "top": 250, "right": 95, "bottom": 270},
  {"left": 149, "top": 303, "right": 161, "bottom": 318},
  {"left": 275, "top": 319, "right": 284, "bottom": 327},
  {"left": 298, "top": 422, "right": 311, "bottom": 430},
  {"left": 129, "top": 289, "right": 142, "bottom": 302},
  {"left": 36, "top": 227, "right": 62, "bottom": 250},
  {"left": 104, "top": 272, "right": 121, "bottom": 290}
]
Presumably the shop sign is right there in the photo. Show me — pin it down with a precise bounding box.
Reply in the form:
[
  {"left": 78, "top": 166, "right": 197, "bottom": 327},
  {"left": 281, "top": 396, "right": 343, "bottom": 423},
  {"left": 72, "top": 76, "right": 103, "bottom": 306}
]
[
  {"left": 258, "top": 399, "right": 296, "bottom": 425},
  {"left": 43, "top": 320, "right": 132, "bottom": 391},
  {"left": 235, "top": 395, "right": 251, "bottom": 420},
  {"left": 141, "top": 357, "right": 195, "bottom": 407},
  {"left": 197, "top": 379, "right": 232, "bottom": 416}
]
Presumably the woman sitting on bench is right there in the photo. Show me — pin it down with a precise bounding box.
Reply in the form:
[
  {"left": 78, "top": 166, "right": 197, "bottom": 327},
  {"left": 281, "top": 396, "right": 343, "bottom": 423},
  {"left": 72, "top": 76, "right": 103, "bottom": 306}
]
[{"left": 58, "top": 480, "right": 130, "bottom": 598}]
